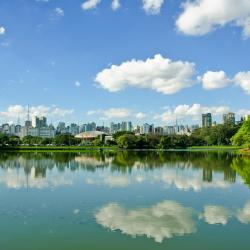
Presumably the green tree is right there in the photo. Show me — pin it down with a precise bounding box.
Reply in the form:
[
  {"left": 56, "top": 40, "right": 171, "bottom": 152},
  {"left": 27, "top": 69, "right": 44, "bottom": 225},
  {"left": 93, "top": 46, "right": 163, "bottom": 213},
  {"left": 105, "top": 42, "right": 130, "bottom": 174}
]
[
  {"left": 113, "top": 131, "right": 134, "bottom": 140},
  {"left": 92, "top": 138, "right": 103, "bottom": 146},
  {"left": 53, "top": 134, "right": 80, "bottom": 146},
  {"left": 231, "top": 120, "right": 250, "bottom": 148},
  {"left": 117, "top": 134, "right": 137, "bottom": 149}
]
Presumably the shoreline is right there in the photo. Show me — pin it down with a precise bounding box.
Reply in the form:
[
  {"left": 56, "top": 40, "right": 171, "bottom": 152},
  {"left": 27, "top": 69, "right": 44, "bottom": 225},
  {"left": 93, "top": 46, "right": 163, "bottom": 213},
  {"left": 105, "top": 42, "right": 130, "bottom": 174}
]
[{"left": 0, "top": 145, "right": 244, "bottom": 153}]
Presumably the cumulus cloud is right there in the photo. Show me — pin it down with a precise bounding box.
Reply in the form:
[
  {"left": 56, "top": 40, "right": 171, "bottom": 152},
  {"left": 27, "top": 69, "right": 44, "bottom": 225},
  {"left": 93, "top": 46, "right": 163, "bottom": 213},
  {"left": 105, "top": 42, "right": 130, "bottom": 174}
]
[
  {"left": 236, "top": 202, "right": 250, "bottom": 224},
  {"left": 198, "top": 71, "right": 231, "bottom": 90},
  {"left": 81, "top": 0, "right": 101, "bottom": 10},
  {"left": 0, "top": 26, "right": 5, "bottom": 35},
  {"left": 176, "top": 0, "right": 250, "bottom": 38},
  {"left": 95, "top": 54, "right": 196, "bottom": 95},
  {"left": 111, "top": 0, "right": 121, "bottom": 11},
  {"left": 142, "top": 0, "right": 165, "bottom": 15},
  {"left": 199, "top": 205, "right": 231, "bottom": 225},
  {"left": 0, "top": 105, "right": 74, "bottom": 122},
  {"left": 154, "top": 103, "right": 230, "bottom": 122},
  {"left": 234, "top": 71, "right": 250, "bottom": 95},
  {"left": 95, "top": 201, "right": 196, "bottom": 243}
]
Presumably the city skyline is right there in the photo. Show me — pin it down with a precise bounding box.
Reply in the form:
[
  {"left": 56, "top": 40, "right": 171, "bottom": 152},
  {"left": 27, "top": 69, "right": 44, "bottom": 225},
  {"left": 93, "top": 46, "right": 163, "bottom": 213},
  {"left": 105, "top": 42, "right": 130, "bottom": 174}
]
[
  {"left": 0, "top": 111, "right": 245, "bottom": 139},
  {"left": 0, "top": 105, "right": 244, "bottom": 127},
  {"left": 0, "top": 0, "right": 250, "bottom": 125}
]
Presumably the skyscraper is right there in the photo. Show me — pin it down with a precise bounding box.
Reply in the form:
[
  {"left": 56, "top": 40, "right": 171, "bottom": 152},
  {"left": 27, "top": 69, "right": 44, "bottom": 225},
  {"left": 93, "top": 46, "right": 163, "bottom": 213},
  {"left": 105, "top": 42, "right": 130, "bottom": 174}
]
[
  {"left": 202, "top": 113, "right": 212, "bottom": 127},
  {"left": 32, "top": 116, "right": 47, "bottom": 128},
  {"left": 223, "top": 113, "right": 235, "bottom": 125}
]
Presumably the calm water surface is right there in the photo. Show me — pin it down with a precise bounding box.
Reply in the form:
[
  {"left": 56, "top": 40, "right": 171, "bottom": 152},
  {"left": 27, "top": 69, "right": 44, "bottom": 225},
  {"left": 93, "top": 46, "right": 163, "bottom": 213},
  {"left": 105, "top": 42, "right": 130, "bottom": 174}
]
[{"left": 0, "top": 151, "right": 250, "bottom": 250}]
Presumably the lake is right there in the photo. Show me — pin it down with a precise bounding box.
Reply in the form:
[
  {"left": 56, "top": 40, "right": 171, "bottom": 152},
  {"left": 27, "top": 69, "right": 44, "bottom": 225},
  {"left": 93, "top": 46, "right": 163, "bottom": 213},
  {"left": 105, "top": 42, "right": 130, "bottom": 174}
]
[{"left": 0, "top": 151, "right": 250, "bottom": 250}]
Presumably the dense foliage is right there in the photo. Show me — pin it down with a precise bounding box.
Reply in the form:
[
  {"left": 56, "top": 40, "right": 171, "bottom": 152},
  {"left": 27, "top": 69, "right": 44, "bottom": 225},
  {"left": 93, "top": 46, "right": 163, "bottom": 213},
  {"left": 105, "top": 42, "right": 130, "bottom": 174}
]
[
  {"left": 0, "top": 133, "right": 81, "bottom": 148},
  {"left": 192, "top": 124, "right": 240, "bottom": 146},
  {"left": 231, "top": 120, "right": 250, "bottom": 148}
]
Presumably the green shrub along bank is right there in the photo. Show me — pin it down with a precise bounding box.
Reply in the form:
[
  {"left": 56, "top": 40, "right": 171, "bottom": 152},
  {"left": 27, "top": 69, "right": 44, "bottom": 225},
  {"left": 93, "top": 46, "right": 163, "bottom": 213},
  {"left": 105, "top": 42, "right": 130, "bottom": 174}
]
[{"left": 0, "top": 120, "right": 250, "bottom": 150}]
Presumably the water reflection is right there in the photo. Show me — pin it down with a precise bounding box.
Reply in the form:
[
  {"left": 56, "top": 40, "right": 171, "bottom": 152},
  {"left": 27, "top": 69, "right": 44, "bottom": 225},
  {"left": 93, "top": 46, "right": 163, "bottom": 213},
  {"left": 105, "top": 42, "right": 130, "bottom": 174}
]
[
  {"left": 0, "top": 151, "right": 249, "bottom": 190},
  {"left": 236, "top": 202, "right": 250, "bottom": 224},
  {"left": 0, "top": 151, "right": 250, "bottom": 246},
  {"left": 95, "top": 201, "right": 197, "bottom": 243},
  {"left": 199, "top": 205, "right": 231, "bottom": 225},
  {"left": 95, "top": 201, "right": 250, "bottom": 243}
]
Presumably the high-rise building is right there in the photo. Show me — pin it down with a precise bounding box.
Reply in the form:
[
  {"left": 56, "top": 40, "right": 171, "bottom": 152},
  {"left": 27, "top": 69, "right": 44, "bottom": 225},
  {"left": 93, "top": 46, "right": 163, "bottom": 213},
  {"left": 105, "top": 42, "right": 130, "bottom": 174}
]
[
  {"left": 32, "top": 116, "right": 47, "bottom": 128},
  {"left": 202, "top": 113, "right": 212, "bottom": 127},
  {"left": 57, "top": 122, "right": 66, "bottom": 134},
  {"left": 141, "top": 123, "right": 154, "bottom": 134},
  {"left": 223, "top": 112, "right": 235, "bottom": 125},
  {"left": 154, "top": 126, "right": 163, "bottom": 134},
  {"left": 163, "top": 126, "right": 175, "bottom": 135},
  {"left": 69, "top": 123, "right": 79, "bottom": 135}
]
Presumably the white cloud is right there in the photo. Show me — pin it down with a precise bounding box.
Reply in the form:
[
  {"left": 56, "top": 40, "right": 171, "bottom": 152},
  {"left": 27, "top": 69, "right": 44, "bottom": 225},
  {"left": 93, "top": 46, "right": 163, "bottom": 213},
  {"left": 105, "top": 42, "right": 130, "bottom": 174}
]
[
  {"left": 111, "top": 0, "right": 121, "bottom": 11},
  {"left": 0, "top": 105, "right": 74, "bottom": 122},
  {"left": 199, "top": 205, "right": 230, "bottom": 225},
  {"left": 155, "top": 103, "right": 230, "bottom": 122},
  {"left": 95, "top": 201, "right": 196, "bottom": 243},
  {"left": 0, "top": 26, "right": 5, "bottom": 35},
  {"left": 236, "top": 109, "right": 250, "bottom": 117},
  {"left": 86, "top": 108, "right": 148, "bottom": 120},
  {"left": 54, "top": 7, "right": 64, "bottom": 17},
  {"left": 75, "top": 81, "right": 81, "bottom": 87},
  {"left": 86, "top": 108, "right": 131, "bottom": 119},
  {"left": 176, "top": 0, "right": 250, "bottom": 38},
  {"left": 142, "top": 0, "right": 165, "bottom": 15},
  {"left": 135, "top": 112, "right": 147, "bottom": 120},
  {"left": 236, "top": 202, "right": 250, "bottom": 224},
  {"left": 199, "top": 71, "right": 231, "bottom": 90},
  {"left": 95, "top": 54, "right": 196, "bottom": 95},
  {"left": 103, "top": 108, "right": 132, "bottom": 119},
  {"left": 81, "top": 0, "right": 101, "bottom": 10},
  {"left": 86, "top": 110, "right": 99, "bottom": 116},
  {"left": 234, "top": 71, "right": 250, "bottom": 95}
]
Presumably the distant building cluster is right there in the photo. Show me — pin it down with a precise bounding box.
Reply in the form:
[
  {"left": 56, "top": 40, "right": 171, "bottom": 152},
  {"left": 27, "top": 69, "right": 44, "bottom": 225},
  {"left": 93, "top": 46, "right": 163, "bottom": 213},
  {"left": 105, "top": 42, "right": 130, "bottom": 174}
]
[
  {"left": 201, "top": 112, "right": 242, "bottom": 128},
  {"left": 0, "top": 110, "right": 246, "bottom": 139}
]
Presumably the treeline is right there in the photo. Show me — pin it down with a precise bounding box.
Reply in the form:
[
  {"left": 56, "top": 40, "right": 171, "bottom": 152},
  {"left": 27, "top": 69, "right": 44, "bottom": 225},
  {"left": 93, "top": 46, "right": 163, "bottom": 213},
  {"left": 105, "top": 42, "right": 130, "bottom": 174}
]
[
  {"left": 0, "top": 120, "right": 250, "bottom": 149},
  {"left": 0, "top": 134, "right": 81, "bottom": 148},
  {"left": 115, "top": 123, "right": 243, "bottom": 149}
]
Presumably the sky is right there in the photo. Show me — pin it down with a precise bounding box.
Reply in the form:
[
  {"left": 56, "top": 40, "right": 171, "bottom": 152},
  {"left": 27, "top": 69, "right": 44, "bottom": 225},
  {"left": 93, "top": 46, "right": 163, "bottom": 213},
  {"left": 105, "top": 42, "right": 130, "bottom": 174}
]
[{"left": 0, "top": 0, "right": 250, "bottom": 126}]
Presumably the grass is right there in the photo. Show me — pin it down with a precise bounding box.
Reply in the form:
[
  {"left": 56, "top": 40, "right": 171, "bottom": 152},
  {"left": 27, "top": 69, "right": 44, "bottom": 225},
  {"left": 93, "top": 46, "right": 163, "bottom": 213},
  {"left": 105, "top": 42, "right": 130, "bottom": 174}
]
[
  {"left": 0, "top": 145, "right": 119, "bottom": 152},
  {"left": 0, "top": 145, "right": 245, "bottom": 153},
  {"left": 188, "top": 145, "right": 242, "bottom": 150}
]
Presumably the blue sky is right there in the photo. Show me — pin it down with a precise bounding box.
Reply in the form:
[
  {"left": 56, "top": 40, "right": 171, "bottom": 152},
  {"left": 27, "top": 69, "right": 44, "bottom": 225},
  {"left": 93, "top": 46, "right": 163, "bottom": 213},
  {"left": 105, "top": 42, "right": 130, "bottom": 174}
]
[{"left": 0, "top": 0, "right": 250, "bottom": 126}]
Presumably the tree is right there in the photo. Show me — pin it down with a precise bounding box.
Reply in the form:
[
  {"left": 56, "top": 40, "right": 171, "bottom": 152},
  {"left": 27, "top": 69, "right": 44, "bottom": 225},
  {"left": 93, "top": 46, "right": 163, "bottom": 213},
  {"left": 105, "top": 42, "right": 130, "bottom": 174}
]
[
  {"left": 113, "top": 131, "right": 134, "bottom": 140},
  {"left": 117, "top": 134, "right": 137, "bottom": 149},
  {"left": 231, "top": 120, "right": 250, "bottom": 148},
  {"left": 92, "top": 138, "right": 103, "bottom": 146},
  {"left": 159, "top": 136, "right": 172, "bottom": 149},
  {"left": 53, "top": 134, "right": 80, "bottom": 146}
]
